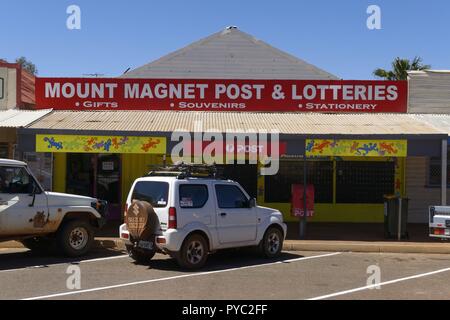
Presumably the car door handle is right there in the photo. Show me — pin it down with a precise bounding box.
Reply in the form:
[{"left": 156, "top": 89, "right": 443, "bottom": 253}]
[{"left": 220, "top": 212, "right": 227, "bottom": 217}]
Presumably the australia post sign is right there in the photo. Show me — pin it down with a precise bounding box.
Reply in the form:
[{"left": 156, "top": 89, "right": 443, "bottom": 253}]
[{"left": 35, "top": 78, "right": 407, "bottom": 113}]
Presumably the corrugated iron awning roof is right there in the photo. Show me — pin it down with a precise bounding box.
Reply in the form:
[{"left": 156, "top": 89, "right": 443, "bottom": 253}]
[
  {"left": 0, "top": 109, "right": 53, "bottom": 128},
  {"left": 410, "top": 114, "right": 450, "bottom": 135},
  {"left": 27, "top": 111, "right": 445, "bottom": 136}
]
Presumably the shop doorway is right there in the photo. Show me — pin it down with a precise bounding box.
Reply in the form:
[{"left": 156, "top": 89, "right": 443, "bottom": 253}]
[{"left": 66, "top": 154, "right": 121, "bottom": 220}]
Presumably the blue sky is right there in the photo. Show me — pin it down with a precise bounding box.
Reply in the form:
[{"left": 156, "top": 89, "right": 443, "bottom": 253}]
[{"left": 1, "top": 0, "right": 449, "bottom": 79}]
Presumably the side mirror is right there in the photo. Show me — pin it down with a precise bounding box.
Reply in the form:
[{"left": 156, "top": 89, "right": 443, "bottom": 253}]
[{"left": 249, "top": 198, "right": 256, "bottom": 208}]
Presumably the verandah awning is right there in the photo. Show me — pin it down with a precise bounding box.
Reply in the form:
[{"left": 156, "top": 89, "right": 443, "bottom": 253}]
[{"left": 21, "top": 110, "right": 447, "bottom": 136}]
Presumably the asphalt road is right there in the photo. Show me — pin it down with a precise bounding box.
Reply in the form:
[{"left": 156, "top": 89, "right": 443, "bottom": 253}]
[{"left": 1, "top": 247, "right": 450, "bottom": 300}]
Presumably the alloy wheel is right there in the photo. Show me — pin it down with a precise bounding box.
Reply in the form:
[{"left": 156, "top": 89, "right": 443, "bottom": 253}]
[
  {"left": 186, "top": 240, "right": 204, "bottom": 265},
  {"left": 267, "top": 232, "right": 280, "bottom": 254}
]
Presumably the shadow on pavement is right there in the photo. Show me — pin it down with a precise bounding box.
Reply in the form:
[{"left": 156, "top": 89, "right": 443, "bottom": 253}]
[
  {"left": 101, "top": 221, "right": 435, "bottom": 243},
  {"left": 143, "top": 248, "right": 304, "bottom": 273},
  {"left": 0, "top": 248, "right": 126, "bottom": 272},
  {"left": 286, "top": 222, "right": 433, "bottom": 242}
]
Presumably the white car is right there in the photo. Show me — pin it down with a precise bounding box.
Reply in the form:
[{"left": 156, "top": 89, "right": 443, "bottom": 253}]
[
  {"left": 0, "top": 159, "right": 107, "bottom": 256},
  {"left": 119, "top": 165, "right": 287, "bottom": 269},
  {"left": 429, "top": 206, "right": 450, "bottom": 239}
]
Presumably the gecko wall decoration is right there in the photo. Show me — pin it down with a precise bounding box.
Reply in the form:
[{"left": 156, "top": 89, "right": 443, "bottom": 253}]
[{"left": 44, "top": 137, "right": 63, "bottom": 150}]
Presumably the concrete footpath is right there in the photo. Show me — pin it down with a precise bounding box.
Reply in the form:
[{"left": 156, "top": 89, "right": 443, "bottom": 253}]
[{"left": 1, "top": 237, "right": 450, "bottom": 254}]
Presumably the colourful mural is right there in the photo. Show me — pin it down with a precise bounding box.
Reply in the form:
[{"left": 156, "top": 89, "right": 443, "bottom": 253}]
[
  {"left": 305, "top": 139, "right": 407, "bottom": 157},
  {"left": 36, "top": 134, "right": 166, "bottom": 154}
]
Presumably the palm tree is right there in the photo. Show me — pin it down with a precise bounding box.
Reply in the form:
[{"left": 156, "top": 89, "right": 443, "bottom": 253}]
[{"left": 373, "top": 56, "right": 430, "bottom": 80}]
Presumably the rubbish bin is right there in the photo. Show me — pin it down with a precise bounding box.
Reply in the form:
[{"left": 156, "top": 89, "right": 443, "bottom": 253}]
[{"left": 383, "top": 195, "right": 409, "bottom": 240}]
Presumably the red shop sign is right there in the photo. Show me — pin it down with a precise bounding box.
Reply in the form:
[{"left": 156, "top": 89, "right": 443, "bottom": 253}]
[
  {"left": 180, "top": 140, "right": 287, "bottom": 157},
  {"left": 35, "top": 78, "right": 407, "bottom": 113}
]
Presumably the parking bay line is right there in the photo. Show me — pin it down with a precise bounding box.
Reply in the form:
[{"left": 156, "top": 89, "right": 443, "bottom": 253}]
[
  {"left": 0, "top": 254, "right": 129, "bottom": 274},
  {"left": 309, "top": 266, "right": 450, "bottom": 300},
  {"left": 22, "top": 252, "right": 342, "bottom": 300}
]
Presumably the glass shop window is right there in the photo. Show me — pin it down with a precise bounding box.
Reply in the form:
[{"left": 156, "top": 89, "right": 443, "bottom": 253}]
[
  {"left": 428, "top": 151, "right": 450, "bottom": 187},
  {"left": 336, "top": 161, "right": 395, "bottom": 204},
  {"left": 264, "top": 160, "right": 333, "bottom": 203}
]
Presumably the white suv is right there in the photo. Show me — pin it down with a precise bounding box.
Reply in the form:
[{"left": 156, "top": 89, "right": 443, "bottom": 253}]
[
  {"left": 0, "top": 158, "right": 107, "bottom": 256},
  {"left": 119, "top": 165, "right": 287, "bottom": 269}
]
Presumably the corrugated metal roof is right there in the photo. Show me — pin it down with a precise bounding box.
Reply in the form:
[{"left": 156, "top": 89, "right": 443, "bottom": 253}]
[
  {"left": 409, "top": 70, "right": 450, "bottom": 75},
  {"left": 121, "top": 28, "right": 339, "bottom": 80},
  {"left": 0, "top": 109, "right": 53, "bottom": 128},
  {"left": 410, "top": 114, "right": 450, "bottom": 135},
  {"left": 27, "top": 111, "right": 444, "bottom": 136},
  {"left": 408, "top": 70, "right": 450, "bottom": 114}
]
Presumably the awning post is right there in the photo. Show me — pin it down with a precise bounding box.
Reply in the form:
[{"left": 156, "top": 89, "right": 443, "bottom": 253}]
[
  {"left": 441, "top": 139, "right": 447, "bottom": 206},
  {"left": 299, "top": 154, "right": 307, "bottom": 239}
]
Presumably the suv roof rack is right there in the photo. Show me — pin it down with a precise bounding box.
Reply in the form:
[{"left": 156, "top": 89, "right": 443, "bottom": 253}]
[{"left": 146, "top": 163, "right": 223, "bottom": 180}]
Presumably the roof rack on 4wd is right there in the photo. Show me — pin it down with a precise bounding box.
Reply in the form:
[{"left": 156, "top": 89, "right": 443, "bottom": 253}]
[{"left": 146, "top": 163, "right": 221, "bottom": 179}]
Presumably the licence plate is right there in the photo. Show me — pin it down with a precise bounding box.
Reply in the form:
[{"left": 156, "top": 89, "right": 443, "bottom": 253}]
[{"left": 138, "top": 240, "right": 154, "bottom": 250}]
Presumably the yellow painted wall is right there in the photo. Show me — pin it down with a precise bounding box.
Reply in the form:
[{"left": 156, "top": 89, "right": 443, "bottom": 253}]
[
  {"left": 121, "top": 154, "right": 166, "bottom": 205},
  {"left": 53, "top": 153, "right": 67, "bottom": 192},
  {"left": 264, "top": 203, "right": 384, "bottom": 223}
]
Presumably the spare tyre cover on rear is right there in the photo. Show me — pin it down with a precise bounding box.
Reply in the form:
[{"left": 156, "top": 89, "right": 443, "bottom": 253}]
[{"left": 126, "top": 200, "right": 159, "bottom": 240}]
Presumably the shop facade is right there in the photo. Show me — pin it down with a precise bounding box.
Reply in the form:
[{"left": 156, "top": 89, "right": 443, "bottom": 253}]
[
  {"left": 0, "top": 60, "right": 52, "bottom": 190},
  {"left": 17, "top": 112, "right": 447, "bottom": 224},
  {"left": 34, "top": 133, "right": 168, "bottom": 220},
  {"left": 0, "top": 60, "right": 38, "bottom": 159},
  {"left": 16, "top": 28, "right": 450, "bottom": 225}
]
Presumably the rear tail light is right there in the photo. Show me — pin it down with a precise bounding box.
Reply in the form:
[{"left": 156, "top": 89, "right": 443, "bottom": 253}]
[
  {"left": 432, "top": 228, "right": 445, "bottom": 235},
  {"left": 121, "top": 233, "right": 129, "bottom": 240},
  {"left": 168, "top": 207, "right": 177, "bottom": 229}
]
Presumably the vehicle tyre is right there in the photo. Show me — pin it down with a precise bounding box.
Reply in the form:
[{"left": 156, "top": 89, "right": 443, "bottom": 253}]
[
  {"left": 176, "top": 234, "right": 208, "bottom": 269},
  {"left": 21, "top": 237, "right": 55, "bottom": 254},
  {"left": 261, "top": 227, "right": 283, "bottom": 258},
  {"left": 56, "top": 219, "right": 94, "bottom": 257},
  {"left": 126, "top": 244, "right": 156, "bottom": 264}
]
